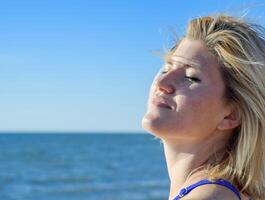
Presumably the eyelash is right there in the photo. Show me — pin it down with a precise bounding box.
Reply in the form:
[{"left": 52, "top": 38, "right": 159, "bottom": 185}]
[
  {"left": 185, "top": 76, "right": 201, "bottom": 83},
  {"left": 160, "top": 71, "right": 201, "bottom": 83}
]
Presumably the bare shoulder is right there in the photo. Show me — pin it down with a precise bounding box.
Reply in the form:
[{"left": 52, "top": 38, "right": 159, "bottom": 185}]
[{"left": 180, "top": 183, "right": 240, "bottom": 200}]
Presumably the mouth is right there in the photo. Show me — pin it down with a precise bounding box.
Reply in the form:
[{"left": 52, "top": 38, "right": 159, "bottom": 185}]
[{"left": 151, "top": 98, "right": 172, "bottom": 110}]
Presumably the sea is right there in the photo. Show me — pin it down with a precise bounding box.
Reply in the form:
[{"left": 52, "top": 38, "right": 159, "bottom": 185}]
[{"left": 0, "top": 133, "right": 169, "bottom": 200}]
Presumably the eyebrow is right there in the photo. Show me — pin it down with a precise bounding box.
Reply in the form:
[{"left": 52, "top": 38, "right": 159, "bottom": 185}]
[{"left": 167, "top": 56, "right": 202, "bottom": 70}]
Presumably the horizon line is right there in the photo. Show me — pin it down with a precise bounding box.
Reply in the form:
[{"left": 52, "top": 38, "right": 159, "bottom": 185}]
[{"left": 0, "top": 131, "right": 147, "bottom": 134}]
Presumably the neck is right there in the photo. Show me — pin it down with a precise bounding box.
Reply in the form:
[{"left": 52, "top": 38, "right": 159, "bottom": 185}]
[{"left": 162, "top": 134, "right": 229, "bottom": 200}]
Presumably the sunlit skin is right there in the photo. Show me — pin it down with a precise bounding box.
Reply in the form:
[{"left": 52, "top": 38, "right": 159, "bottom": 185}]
[{"left": 142, "top": 38, "right": 249, "bottom": 199}]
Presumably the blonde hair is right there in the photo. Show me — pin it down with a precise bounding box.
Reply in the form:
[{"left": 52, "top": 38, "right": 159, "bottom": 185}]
[{"left": 167, "top": 14, "right": 265, "bottom": 199}]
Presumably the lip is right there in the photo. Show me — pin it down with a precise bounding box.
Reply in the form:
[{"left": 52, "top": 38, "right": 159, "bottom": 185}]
[{"left": 151, "top": 97, "right": 172, "bottom": 110}]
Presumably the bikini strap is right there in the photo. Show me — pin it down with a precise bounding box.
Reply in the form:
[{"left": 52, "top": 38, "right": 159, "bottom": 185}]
[{"left": 173, "top": 179, "right": 242, "bottom": 200}]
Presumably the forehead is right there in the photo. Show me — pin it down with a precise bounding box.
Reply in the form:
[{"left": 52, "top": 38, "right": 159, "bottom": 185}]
[
  {"left": 167, "top": 56, "right": 202, "bottom": 70},
  {"left": 168, "top": 38, "right": 216, "bottom": 71}
]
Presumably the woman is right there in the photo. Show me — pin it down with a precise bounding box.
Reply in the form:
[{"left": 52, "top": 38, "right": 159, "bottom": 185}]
[{"left": 142, "top": 14, "right": 265, "bottom": 200}]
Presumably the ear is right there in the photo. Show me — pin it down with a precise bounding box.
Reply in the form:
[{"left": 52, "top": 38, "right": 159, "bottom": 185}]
[{"left": 217, "top": 106, "right": 241, "bottom": 131}]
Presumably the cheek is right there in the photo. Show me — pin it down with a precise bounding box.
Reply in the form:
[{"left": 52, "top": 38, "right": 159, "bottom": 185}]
[
  {"left": 177, "top": 89, "right": 223, "bottom": 121},
  {"left": 176, "top": 90, "right": 205, "bottom": 111}
]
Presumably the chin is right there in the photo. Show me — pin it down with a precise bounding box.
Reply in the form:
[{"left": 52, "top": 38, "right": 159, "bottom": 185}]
[
  {"left": 142, "top": 111, "right": 189, "bottom": 141},
  {"left": 141, "top": 112, "right": 169, "bottom": 138}
]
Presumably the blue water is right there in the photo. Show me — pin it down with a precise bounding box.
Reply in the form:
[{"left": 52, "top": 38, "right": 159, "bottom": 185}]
[{"left": 0, "top": 133, "right": 169, "bottom": 200}]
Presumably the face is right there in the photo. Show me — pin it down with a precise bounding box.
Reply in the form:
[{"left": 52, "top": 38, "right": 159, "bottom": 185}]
[{"left": 142, "top": 38, "right": 229, "bottom": 141}]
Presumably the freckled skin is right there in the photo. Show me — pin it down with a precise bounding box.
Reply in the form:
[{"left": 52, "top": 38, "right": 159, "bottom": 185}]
[{"left": 142, "top": 38, "right": 228, "bottom": 142}]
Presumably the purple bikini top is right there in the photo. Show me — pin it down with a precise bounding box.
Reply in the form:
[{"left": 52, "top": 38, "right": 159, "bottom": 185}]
[{"left": 173, "top": 179, "right": 252, "bottom": 200}]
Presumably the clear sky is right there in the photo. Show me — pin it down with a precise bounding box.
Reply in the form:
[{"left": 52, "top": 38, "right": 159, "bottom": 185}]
[{"left": 1, "top": 0, "right": 264, "bottom": 132}]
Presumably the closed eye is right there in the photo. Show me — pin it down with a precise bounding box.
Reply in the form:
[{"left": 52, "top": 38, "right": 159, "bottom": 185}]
[
  {"left": 185, "top": 76, "right": 201, "bottom": 83},
  {"left": 160, "top": 71, "right": 201, "bottom": 83}
]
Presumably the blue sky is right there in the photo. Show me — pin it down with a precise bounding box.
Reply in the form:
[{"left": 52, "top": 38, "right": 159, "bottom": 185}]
[{"left": 1, "top": 0, "right": 264, "bottom": 132}]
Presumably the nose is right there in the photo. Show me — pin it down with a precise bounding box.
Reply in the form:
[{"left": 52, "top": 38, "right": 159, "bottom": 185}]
[{"left": 156, "top": 71, "right": 175, "bottom": 94}]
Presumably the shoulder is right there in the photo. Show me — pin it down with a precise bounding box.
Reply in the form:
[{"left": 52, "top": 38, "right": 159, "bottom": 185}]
[{"left": 180, "top": 183, "right": 240, "bottom": 200}]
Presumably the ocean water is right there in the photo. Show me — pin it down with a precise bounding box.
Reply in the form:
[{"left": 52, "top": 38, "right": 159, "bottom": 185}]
[{"left": 0, "top": 133, "right": 169, "bottom": 200}]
